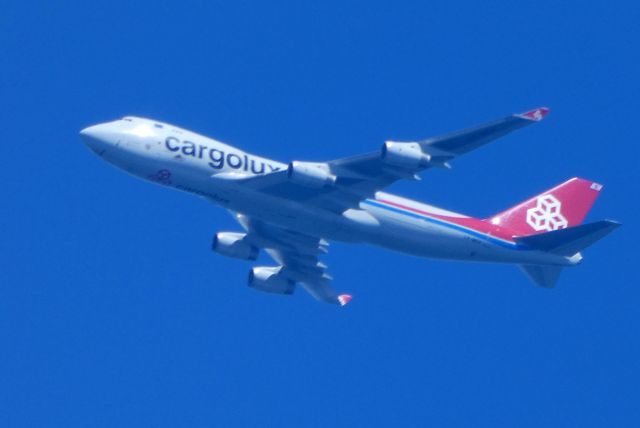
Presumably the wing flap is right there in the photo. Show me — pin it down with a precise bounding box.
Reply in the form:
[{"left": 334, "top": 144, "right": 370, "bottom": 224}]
[
  {"left": 219, "top": 108, "right": 549, "bottom": 214},
  {"left": 423, "top": 114, "right": 538, "bottom": 155},
  {"left": 232, "top": 212, "right": 350, "bottom": 305}
]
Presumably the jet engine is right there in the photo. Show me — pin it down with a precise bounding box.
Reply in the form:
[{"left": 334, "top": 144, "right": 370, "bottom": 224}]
[
  {"left": 381, "top": 141, "right": 453, "bottom": 169},
  {"left": 248, "top": 266, "right": 295, "bottom": 294},
  {"left": 287, "top": 161, "right": 337, "bottom": 188},
  {"left": 212, "top": 232, "right": 259, "bottom": 260},
  {"left": 381, "top": 141, "right": 426, "bottom": 169}
]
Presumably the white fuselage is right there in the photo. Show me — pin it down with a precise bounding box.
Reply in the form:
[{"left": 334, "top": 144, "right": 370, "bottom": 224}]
[{"left": 81, "top": 117, "right": 576, "bottom": 268}]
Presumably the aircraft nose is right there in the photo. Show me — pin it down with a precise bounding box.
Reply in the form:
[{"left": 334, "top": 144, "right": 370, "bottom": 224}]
[{"left": 80, "top": 123, "right": 118, "bottom": 156}]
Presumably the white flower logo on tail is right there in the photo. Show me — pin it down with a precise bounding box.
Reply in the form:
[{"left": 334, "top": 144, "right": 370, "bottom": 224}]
[{"left": 526, "top": 194, "right": 568, "bottom": 232}]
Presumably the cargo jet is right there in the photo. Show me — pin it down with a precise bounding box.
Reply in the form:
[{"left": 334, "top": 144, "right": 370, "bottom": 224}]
[{"left": 80, "top": 108, "right": 619, "bottom": 305}]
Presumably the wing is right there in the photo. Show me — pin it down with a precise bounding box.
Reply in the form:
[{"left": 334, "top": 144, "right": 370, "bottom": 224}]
[
  {"left": 220, "top": 107, "right": 549, "bottom": 213},
  {"left": 233, "top": 212, "right": 352, "bottom": 306},
  {"left": 328, "top": 107, "right": 550, "bottom": 200}
]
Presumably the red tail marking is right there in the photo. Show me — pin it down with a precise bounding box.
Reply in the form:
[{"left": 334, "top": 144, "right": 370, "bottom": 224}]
[{"left": 488, "top": 178, "right": 603, "bottom": 237}]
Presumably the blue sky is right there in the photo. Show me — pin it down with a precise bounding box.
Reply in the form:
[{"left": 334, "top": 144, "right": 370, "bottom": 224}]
[{"left": 1, "top": 1, "right": 638, "bottom": 426}]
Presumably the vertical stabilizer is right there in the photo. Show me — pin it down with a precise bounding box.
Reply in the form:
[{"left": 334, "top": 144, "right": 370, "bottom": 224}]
[{"left": 488, "top": 178, "right": 603, "bottom": 236}]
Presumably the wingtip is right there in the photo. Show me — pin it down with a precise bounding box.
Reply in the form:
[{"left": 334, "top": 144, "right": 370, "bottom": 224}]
[
  {"left": 515, "top": 107, "right": 550, "bottom": 122},
  {"left": 337, "top": 294, "right": 352, "bottom": 306}
]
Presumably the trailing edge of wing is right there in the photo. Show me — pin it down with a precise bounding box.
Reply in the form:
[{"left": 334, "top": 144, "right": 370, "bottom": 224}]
[
  {"left": 215, "top": 108, "right": 550, "bottom": 214},
  {"left": 419, "top": 107, "right": 550, "bottom": 156},
  {"left": 231, "top": 212, "right": 351, "bottom": 305}
]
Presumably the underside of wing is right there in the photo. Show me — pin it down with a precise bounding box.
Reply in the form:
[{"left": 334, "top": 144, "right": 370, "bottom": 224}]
[
  {"left": 210, "top": 108, "right": 549, "bottom": 304},
  {"left": 325, "top": 107, "right": 550, "bottom": 201},
  {"left": 219, "top": 107, "right": 549, "bottom": 213},
  {"left": 233, "top": 212, "right": 352, "bottom": 306}
]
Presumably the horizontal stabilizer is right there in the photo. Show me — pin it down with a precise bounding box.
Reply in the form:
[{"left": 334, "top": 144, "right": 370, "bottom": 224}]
[
  {"left": 515, "top": 220, "right": 621, "bottom": 256},
  {"left": 520, "top": 264, "right": 563, "bottom": 288}
]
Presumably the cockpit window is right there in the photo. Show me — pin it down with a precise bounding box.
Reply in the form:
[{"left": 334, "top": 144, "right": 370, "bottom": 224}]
[
  {"left": 122, "top": 117, "right": 133, "bottom": 122},
  {"left": 154, "top": 123, "right": 163, "bottom": 128}
]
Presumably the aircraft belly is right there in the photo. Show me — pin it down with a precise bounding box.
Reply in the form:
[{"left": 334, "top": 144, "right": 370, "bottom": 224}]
[
  {"left": 80, "top": 111, "right": 619, "bottom": 303},
  {"left": 168, "top": 175, "right": 571, "bottom": 267},
  {"left": 358, "top": 203, "right": 473, "bottom": 257},
  {"left": 223, "top": 188, "right": 353, "bottom": 239}
]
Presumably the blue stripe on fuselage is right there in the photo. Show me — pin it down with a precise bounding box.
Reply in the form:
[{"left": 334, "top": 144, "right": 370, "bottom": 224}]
[{"left": 362, "top": 199, "right": 524, "bottom": 250}]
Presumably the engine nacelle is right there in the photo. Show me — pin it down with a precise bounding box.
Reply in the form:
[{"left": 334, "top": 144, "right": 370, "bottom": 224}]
[
  {"left": 212, "top": 232, "right": 258, "bottom": 260},
  {"left": 287, "top": 161, "right": 337, "bottom": 189},
  {"left": 381, "top": 141, "right": 426, "bottom": 169},
  {"left": 248, "top": 266, "right": 295, "bottom": 295}
]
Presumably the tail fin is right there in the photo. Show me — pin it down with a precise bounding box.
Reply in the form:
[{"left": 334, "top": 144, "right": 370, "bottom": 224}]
[{"left": 488, "top": 177, "right": 603, "bottom": 236}]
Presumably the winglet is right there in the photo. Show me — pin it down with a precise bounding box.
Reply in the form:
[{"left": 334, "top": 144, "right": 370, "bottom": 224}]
[
  {"left": 515, "top": 107, "right": 550, "bottom": 122},
  {"left": 337, "top": 294, "right": 352, "bottom": 306}
]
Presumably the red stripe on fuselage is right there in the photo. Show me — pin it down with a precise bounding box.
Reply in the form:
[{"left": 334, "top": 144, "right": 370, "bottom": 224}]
[{"left": 375, "top": 199, "right": 516, "bottom": 242}]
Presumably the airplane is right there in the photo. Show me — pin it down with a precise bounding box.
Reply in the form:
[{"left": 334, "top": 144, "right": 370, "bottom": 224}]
[{"left": 80, "top": 107, "right": 619, "bottom": 306}]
